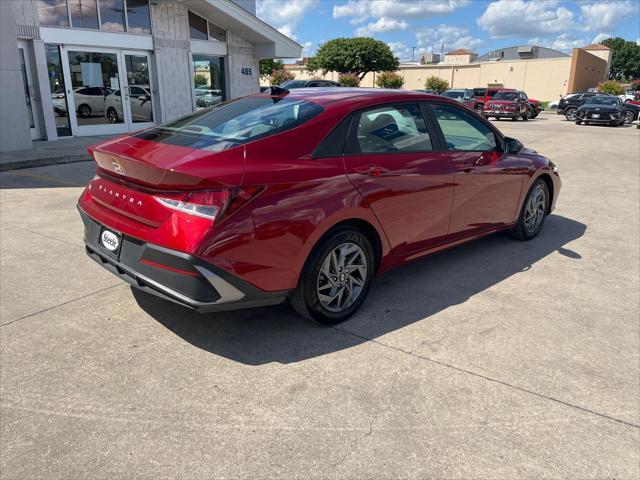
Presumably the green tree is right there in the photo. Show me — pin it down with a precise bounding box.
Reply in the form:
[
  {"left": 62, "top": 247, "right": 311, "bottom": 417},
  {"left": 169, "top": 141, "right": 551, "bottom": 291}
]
[
  {"left": 269, "top": 69, "right": 294, "bottom": 86},
  {"left": 597, "top": 80, "right": 625, "bottom": 95},
  {"left": 601, "top": 37, "right": 640, "bottom": 80},
  {"left": 310, "top": 38, "right": 399, "bottom": 80},
  {"left": 424, "top": 76, "right": 449, "bottom": 93},
  {"left": 194, "top": 73, "right": 208, "bottom": 86},
  {"left": 259, "top": 58, "right": 284, "bottom": 78},
  {"left": 375, "top": 71, "right": 404, "bottom": 89}
]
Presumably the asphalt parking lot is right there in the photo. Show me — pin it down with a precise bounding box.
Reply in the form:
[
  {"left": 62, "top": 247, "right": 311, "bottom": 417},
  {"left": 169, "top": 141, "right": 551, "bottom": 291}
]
[{"left": 1, "top": 113, "right": 638, "bottom": 479}]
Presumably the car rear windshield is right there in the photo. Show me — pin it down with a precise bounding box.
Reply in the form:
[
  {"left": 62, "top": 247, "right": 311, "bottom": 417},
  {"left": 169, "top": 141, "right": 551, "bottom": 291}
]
[
  {"left": 280, "top": 80, "right": 309, "bottom": 89},
  {"left": 137, "top": 96, "right": 324, "bottom": 150},
  {"left": 442, "top": 91, "right": 465, "bottom": 99},
  {"left": 493, "top": 91, "right": 517, "bottom": 100}
]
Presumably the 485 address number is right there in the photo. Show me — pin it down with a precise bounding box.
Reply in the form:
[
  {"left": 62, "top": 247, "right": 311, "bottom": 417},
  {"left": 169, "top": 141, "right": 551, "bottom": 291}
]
[{"left": 240, "top": 67, "right": 253, "bottom": 76}]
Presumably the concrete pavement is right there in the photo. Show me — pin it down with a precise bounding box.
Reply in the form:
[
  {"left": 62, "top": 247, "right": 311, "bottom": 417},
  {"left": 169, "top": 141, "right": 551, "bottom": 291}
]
[{"left": 0, "top": 115, "right": 638, "bottom": 478}]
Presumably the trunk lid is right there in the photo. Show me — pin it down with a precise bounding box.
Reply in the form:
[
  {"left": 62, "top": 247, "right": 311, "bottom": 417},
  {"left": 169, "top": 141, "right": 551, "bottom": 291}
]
[{"left": 89, "top": 132, "right": 244, "bottom": 190}]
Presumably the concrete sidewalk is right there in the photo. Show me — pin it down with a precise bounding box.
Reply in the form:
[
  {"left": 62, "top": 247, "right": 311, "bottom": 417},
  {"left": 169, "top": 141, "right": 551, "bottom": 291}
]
[{"left": 0, "top": 135, "right": 117, "bottom": 172}]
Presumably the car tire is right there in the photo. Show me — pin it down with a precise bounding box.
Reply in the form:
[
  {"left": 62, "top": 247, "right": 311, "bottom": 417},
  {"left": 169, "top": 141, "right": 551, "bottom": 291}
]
[
  {"left": 290, "top": 227, "right": 375, "bottom": 325},
  {"left": 610, "top": 121, "right": 619, "bottom": 127},
  {"left": 510, "top": 179, "right": 549, "bottom": 241},
  {"left": 511, "top": 115, "right": 518, "bottom": 121},
  {"left": 107, "top": 107, "right": 119, "bottom": 124},
  {"left": 78, "top": 104, "right": 91, "bottom": 118},
  {"left": 575, "top": 119, "right": 582, "bottom": 125},
  {"left": 522, "top": 107, "right": 530, "bottom": 121},
  {"left": 564, "top": 108, "right": 577, "bottom": 121},
  {"left": 623, "top": 110, "right": 634, "bottom": 124},
  {"left": 530, "top": 112, "right": 539, "bottom": 119},
  {"left": 475, "top": 104, "right": 484, "bottom": 114}
]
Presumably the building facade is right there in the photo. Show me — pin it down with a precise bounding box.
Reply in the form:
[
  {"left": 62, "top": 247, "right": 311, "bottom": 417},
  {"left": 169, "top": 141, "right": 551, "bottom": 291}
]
[
  {"left": 284, "top": 44, "right": 610, "bottom": 104},
  {"left": 0, "top": 0, "right": 301, "bottom": 152}
]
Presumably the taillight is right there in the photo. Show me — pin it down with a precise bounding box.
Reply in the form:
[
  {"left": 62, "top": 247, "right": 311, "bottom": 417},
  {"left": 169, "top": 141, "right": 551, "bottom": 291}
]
[
  {"left": 156, "top": 190, "right": 229, "bottom": 221},
  {"left": 155, "top": 187, "right": 262, "bottom": 223}
]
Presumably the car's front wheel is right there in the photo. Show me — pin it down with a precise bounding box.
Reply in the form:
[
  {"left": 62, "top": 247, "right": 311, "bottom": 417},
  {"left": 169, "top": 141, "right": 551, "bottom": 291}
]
[
  {"left": 290, "top": 227, "right": 375, "bottom": 324},
  {"left": 510, "top": 179, "right": 549, "bottom": 241},
  {"left": 623, "top": 110, "right": 635, "bottom": 124},
  {"left": 565, "top": 107, "right": 577, "bottom": 121}
]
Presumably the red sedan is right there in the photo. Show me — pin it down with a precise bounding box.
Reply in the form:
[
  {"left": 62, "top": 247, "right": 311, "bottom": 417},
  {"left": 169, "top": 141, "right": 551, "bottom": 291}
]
[{"left": 78, "top": 87, "right": 561, "bottom": 324}]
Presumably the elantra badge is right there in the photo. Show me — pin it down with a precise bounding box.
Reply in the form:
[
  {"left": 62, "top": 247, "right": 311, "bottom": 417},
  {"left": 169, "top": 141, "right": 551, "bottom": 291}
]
[{"left": 112, "top": 161, "right": 124, "bottom": 175}]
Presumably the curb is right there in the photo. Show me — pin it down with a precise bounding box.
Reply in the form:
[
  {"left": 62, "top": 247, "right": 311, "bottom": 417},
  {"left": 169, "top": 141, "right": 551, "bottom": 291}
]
[{"left": 0, "top": 153, "right": 92, "bottom": 172}]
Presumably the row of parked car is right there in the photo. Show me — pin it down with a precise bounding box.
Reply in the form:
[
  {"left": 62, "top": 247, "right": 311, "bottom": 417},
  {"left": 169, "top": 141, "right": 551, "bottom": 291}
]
[{"left": 556, "top": 91, "right": 640, "bottom": 127}]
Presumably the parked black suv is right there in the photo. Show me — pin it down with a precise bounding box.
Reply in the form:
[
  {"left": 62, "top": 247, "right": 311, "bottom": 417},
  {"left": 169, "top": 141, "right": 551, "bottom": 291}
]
[{"left": 558, "top": 92, "right": 611, "bottom": 121}]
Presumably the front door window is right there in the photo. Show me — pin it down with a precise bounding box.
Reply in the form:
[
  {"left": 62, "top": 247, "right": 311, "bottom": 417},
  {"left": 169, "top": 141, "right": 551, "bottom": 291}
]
[{"left": 193, "top": 55, "right": 226, "bottom": 110}]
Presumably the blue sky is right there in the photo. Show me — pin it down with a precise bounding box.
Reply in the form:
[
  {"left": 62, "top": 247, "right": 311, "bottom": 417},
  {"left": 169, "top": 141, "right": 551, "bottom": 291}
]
[{"left": 256, "top": 0, "right": 640, "bottom": 61}]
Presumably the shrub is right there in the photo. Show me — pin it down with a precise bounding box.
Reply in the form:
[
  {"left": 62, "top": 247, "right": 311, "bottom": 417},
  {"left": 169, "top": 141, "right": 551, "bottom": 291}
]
[
  {"left": 338, "top": 72, "right": 361, "bottom": 87},
  {"left": 424, "top": 76, "right": 449, "bottom": 93},
  {"left": 269, "top": 69, "right": 294, "bottom": 86},
  {"left": 194, "top": 73, "right": 208, "bottom": 86},
  {"left": 597, "top": 80, "right": 625, "bottom": 95},
  {"left": 375, "top": 71, "right": 404, "bottom": 89}
]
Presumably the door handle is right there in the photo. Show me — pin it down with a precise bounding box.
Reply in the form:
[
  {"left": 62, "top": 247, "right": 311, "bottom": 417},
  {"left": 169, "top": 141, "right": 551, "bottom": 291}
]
[
  {"left": 354, "top": 164, "right": 389, "bottom": 177},
  {"left": 454, "top": 163, "right": 474, "bottom": 172}
]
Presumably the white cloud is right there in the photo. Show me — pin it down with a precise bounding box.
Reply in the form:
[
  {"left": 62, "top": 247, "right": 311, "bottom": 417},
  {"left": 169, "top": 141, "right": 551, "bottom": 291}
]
[
  {"left": 416, "top": 24, "right": 483, "bottom": 53},
  {"left": 301, "top": 41, "right": 315, "bottom": 57},
  {"left": 356, "top": 17, "right": 409, "bottom": 36},
  {"left": 547, "top": 33, "right": 589, "bottom": 52},
  {"left": 477, "top": 0, "right": 574, "bottom": 38},
  {"left": 387, "top": 41, "right": 412, "bottom": 60},
  {"left": 579, "top": 1, "right": 637, "bottom": 31},
  {"left": 256, "top": 0, "right": 317, "bottom": 40},
  {"left": 334, "top": 0, "right": 469, "bottom": 23},
  {"left": 591, "top": 33, "right": 611, "bottom": 44}
]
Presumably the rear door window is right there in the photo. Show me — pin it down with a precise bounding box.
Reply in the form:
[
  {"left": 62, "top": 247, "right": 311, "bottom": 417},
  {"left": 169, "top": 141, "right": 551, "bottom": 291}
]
[{"left": 348, "top": 104, "right": 432, "bottom": 154}]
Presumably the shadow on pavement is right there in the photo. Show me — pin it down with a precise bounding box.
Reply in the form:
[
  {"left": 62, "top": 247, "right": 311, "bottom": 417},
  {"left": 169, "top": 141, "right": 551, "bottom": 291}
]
[
  {"left": 0, "top": 162, "right": 95, "bottom": 189},
  {"left": 134, "top": 214, "right": 586, "bottom": 365}
]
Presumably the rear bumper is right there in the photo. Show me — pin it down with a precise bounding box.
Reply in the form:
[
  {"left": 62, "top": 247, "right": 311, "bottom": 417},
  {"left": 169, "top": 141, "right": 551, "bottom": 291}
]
[{"left": 79, "top": 208, "right": 288, "bottom": 313}]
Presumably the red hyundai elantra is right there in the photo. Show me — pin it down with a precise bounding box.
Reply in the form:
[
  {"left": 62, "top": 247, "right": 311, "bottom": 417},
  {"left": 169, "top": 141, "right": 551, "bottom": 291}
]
[{"left": 78, "top": 87, "right": 561, "bottom": 324}]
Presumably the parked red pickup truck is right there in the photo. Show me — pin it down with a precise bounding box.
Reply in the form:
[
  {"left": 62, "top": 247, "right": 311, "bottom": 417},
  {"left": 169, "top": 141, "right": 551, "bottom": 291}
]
[{"left": 474, "top": 87, "right": 542, "bottom": 118}]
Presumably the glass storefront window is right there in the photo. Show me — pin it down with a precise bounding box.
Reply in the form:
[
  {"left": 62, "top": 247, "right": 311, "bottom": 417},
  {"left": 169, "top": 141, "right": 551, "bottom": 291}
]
[
  {"left": 99, "top": 0, "right": 125, "bottom": 31},
  {"left": 193, "top": 55, "right": 226, "bottom": 110},
  {"left": 18, "top": 50, "right": 36, "bottom": 129},
  {"left": 67, "top": 50, "right": 122, "bottom": 126},
  {"left": 124, "top": 55, "right": 153, "bottom": 123},
  {"left": 208, "top": 22, "right": 226, "bottom": 43},
  {"left": 126, "top": 0, "right": 152, "bottom": 34},
  {"left": 68, "top": 0, "right": 99, "bottom": 29},
  {"left": 45, "top": 44, "right": 72, "bottom": 137},
  {"left": 188, "top": 11, "right": 208, "bottom": 40},
  {"left": 37, "top": 0, "right": 70, "bottom": 27}
]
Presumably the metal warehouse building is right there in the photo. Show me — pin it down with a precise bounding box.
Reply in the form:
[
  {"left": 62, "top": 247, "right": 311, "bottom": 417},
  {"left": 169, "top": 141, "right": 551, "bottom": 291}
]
[{"left": 0, "top": 0, "right": 301, "bottom": 152}]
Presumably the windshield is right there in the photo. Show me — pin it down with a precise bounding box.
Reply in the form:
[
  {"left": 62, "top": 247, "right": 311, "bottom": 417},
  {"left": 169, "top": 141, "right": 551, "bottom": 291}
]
[
  {"left": 441, "top": 90, "right": 465, "bottom": 99},
  {"left": 585, "top": 96, "right": 621, "bottom": 107},
  {"left": 473, "top": 88, "right": 485, "bottom": 97},
  {"left": 137, "top": 96, "right": 324, "bottom": 150},
  {"left": 279, "top": 80, "right": 309, "bottom": 89},
  {"left": 493, "top": 91, "right": 517, "bottom": 101}
]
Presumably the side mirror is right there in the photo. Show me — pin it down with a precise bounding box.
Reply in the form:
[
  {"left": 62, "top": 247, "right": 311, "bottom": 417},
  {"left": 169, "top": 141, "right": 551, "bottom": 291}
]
[{"left": 505, "top": 137, "right": 523, "bottom": 154}]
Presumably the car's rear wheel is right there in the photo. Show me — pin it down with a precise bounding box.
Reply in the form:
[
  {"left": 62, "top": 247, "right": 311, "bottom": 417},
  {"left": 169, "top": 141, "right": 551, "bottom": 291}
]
[
  {"left": 565, "top": 107, "right": 577, "bottom": 121},
  {"left": 510, "top": 179, "right": 549, "bottom": 241},
  {"left": 290, "top": 227, "right": 375, "bottom": 324}
]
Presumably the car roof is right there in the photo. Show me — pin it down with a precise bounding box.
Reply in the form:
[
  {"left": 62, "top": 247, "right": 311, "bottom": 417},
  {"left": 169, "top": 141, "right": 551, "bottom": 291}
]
[{"left": 257, "top": 87, "right": 445, "bottom": 107}]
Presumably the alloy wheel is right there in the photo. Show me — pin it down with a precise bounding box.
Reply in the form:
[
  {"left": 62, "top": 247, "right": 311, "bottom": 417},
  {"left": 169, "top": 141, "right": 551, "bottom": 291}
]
[
  {"left": 316, "top": 242, "right": 367, "bottom": 313},
  {"left": 107, "top": 109, "right": 118, "bottom": 124},
  {"left": 566, "top": 109, "right": 577, "bottom": 121},
  {"left": 524, "top": 184, "right": 546, "bottom": 234},
  {"left": 624, "top": 111, "right": 634, "bottom": 124}
]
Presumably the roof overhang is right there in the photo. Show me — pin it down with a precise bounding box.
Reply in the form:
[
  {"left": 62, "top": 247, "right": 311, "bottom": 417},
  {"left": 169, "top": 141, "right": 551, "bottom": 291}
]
[{"left": 182, "top": 0, "right": 302, "bottom": 58}]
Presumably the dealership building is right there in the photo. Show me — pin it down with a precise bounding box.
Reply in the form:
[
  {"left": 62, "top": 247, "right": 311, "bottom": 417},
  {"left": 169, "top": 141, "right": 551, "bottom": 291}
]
[
  {"left": 285, "top": 44, "right": 612, "bottom": 104},
  {"left": 0, "top": 0, "right": 301, "bottom": 152}
]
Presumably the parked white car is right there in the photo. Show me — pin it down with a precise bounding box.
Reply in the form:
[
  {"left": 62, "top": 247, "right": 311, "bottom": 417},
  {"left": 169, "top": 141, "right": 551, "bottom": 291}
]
[
  {"left": 619, "top": 90, "right": 639, "bottom": 103},
  {"left": 104, "top": 86, "right": 153, "bottom": 124}
]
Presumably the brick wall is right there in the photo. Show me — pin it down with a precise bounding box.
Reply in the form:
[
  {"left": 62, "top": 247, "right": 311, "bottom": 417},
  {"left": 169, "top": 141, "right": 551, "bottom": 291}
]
[
  {"left": 226, "top": 31, "right": 259, "bottom": 99},
  {"left": 151, "top": 0, "right": 194, "bottom": 122}
]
